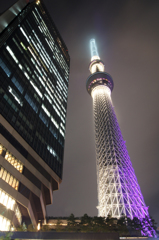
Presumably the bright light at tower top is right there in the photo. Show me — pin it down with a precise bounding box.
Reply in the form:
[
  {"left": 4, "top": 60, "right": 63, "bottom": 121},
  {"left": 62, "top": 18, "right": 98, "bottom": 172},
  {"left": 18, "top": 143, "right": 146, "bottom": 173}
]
[
  {"left": 89, "top": 39, "right": 105, "bottom": 73},
  {"left": 90, "top": 39, "right": 100, "bottom": 61}
]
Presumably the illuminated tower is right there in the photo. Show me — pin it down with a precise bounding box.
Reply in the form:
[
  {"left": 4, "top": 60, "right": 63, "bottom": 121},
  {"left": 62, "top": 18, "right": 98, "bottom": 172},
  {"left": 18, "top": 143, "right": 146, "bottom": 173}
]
[{"left": 86, "top": 39, "right": 155, "bottom": 236}]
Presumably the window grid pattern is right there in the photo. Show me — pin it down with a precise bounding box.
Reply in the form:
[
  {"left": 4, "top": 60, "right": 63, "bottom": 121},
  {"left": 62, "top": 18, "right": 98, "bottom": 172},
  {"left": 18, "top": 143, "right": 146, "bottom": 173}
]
[
  {"left": 5, "top": 151, "right": 23, "bottom": 173},
  {"left": 0, "top": 188, "right": 22, "bottom": 224},
  {"left": 0, "top": 166, "right": 19, "bottom": 190},
  {"left": 0, "top": 144, "right": 23, "bottom": 173},
  {"left": 0, "top": 2, "right": 70, "bottom": 179}
]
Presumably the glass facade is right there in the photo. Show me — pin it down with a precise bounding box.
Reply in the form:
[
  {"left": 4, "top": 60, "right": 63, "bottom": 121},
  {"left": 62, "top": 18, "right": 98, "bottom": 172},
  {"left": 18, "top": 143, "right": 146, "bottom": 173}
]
[{"left": 0, "top": 1, "right": 70, "bottom": 179}]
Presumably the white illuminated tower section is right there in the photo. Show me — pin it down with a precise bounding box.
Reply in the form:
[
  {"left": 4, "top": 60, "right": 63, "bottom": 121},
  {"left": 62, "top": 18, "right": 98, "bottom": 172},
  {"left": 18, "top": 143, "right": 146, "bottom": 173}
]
[{"left": 86, "top": 39, "right": 155, "bottom": 236}]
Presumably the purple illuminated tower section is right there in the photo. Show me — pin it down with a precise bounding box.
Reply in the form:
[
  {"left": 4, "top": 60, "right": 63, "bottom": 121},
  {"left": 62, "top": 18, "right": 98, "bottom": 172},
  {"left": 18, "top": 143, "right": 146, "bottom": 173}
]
[{"left": 86, "top": 39, "right": 155, "bottom": 236}]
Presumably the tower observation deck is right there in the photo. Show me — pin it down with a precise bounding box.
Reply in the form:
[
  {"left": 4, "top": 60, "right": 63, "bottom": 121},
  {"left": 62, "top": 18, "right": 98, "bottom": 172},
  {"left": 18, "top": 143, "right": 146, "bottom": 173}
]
[{"left": 86, "top": 39, "right": 155, "bottom": 237}]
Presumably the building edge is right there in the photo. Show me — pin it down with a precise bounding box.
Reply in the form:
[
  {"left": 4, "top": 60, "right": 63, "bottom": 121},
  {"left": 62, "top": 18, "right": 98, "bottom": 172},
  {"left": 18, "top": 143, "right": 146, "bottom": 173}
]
[{"left": 0, "top": 0, "right": 70, "bottom": 230}]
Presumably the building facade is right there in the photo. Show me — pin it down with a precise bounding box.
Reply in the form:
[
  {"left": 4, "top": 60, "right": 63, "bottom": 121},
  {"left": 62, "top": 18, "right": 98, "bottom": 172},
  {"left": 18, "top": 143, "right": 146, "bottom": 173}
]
[
  {"left": 0, "top": 0, "right": 70, "bottom": 230},
  {"left": 86, "top": 39, "right": 155, "bottom": 236}
]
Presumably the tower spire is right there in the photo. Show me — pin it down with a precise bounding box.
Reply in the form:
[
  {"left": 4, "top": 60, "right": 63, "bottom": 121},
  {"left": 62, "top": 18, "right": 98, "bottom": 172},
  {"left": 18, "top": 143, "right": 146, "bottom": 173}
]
[
  {"left": 90, "top": 39, "right": 99, "bottom": 59},
  {"left": 89, "top": 39, "right": 105, "bottom": 74}
]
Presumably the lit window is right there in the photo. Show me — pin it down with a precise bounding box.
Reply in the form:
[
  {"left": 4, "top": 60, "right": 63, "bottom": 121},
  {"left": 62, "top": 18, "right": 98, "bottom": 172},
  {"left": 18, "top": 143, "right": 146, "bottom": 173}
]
[
  {"left": 51, "top": 117, "right": 59, "bottom": 129},
  {"left": 0, "top": 215, "right": 11, "bottom": 231},
  {"left": 24, "top": 72, "right": 30, "bottom": 80},
  {"left": 60, "top": 129, "right": 64, "bottom": 137},
  {"left": 20, "top": 42, "right": 27, "bottom": 50},
  {"left": 12, "top": 178, "right": 16, "bottom": 188},
  {"left": 5, "top": 151, "right": 23, "bottom": 173},
  {"left": 0, "top": 167, "right": 19, "bottom": 191},
  {"left": 47, "top": 145, "right": 56, "bottom": 157},
  {"left": 60, "top": 115, "right": 65, "bottom": 124},
  {"left": 6, "top": 46, "right": 18, "bottom": 63},
  {"left": 20, "top": 27, "right": 30, "bottom": 42},
  {"left": 2, "top": 170, "right": 7, "bottom": 181},
  {"left": 0, "top": 192, "right": 5, "bottom": 205},
  {"left": 35, "top": 7, "right": 42, "bottom": 19},
  {"left": 18, "top": 64, "right": 22, "bottom": 70},
  {"left": 0, "top": 188, "right": 21, "bottom": 226},
  {"left": 42, "top": 104, "right": 50, "bottom": 117},
  {"left": 32, "top": 11, "right": 39, "bottom": 22},
  {"left": 9, "top": 176, "right": 13, "bottom": 186},
  {"left": 60, "top": 123, "right": 65, "bottom": 131},
  {"left": 4, "top": 195, "right": 8, "bottom": 205},
  {"left": 30, "top": 81, "right": 43, "bottom": 98},
  {"left": 0, "top": 144, "right": 3, "bottom": 155},
  {"left": 5, "top": 173, "right": 10, "bottom": 183},
  {"left": 11, "top": 199, "right": 15, "bottom": 211},
  {"left": 46, "top": 81, "right": 54, "bottom": 94},
  {"left": 45, "top": 94, "right": 52, "bottom": 104},
  {"left": 61, "top": 105, "right": 66, "bottom": 113},
  {"left": 15, "top": 180, "right": 19, "bottom": 190},
  {"left": 7, "top": 197, "right": 11, "bottom": 209},
  {"left": 39, "top": 76, "right": 45, "bottom": 87},
  {"left": 8, "top": 86, "right": 23, "bottom": 106},
  {"left": 53, "top": 105, "right": 60, "bottom": 117}
]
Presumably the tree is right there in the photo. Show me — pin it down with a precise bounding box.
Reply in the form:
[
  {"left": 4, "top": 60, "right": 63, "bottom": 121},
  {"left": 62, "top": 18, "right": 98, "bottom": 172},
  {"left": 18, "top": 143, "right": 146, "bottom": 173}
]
[
  {"left": 67, "top": 214, "right": 76, "bottom": 227},
  {"left": 66, "top": 214, "right": 78, "bottom": 232},
  {"left": 105, "top": 215, "right": 118, "bottom": 232},
  {"left": 117, "top": 217, "right": 129, "bottom": 236},
  {"left": 27, "top": 224, "right": 37, "bottom": 232},
  {"left": 132, "top": 217, "right": 142, "bottom": 231},
  {"left": 93, "top": 216, "right": 107, "bottom": 232},
  {"left": 41, "top": 225, "right": 50, "bottom": 231},
  {"left": 150, "top": 217, "right": 157, "bottom": 231},
  {"left": 80, "top": 214, "right": 93, "bottom": 232},
  {"left": 56, "top": 219, "right": 63, "bottom": 232},
  {"left": 81, "top": 214, "right": 92, "bottom": 225},
  {"left": 16, "top": 222, "right": 27, "bottom": 231}
]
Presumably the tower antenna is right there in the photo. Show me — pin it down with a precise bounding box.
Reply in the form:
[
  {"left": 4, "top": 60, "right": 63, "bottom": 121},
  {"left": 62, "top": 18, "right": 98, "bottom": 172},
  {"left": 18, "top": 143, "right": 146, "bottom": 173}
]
[{"left": 90, "top": 39, "right": 99, "bottom": 59}]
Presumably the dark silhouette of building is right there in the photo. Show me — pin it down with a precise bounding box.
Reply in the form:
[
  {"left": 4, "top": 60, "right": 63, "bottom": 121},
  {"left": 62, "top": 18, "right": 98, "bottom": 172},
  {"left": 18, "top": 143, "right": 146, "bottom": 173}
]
[{"left": 0, "top": 0, "right": 70, "bottom": 230}]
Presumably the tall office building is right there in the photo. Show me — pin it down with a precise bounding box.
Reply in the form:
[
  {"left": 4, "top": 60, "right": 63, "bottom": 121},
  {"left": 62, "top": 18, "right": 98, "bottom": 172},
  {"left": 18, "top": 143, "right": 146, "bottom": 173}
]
[
  {"left": 86, "top": 39, "right": 155, "bottom": 236},
  {"left": 0, "top": 0, "right": 69, "bottom": 230}
]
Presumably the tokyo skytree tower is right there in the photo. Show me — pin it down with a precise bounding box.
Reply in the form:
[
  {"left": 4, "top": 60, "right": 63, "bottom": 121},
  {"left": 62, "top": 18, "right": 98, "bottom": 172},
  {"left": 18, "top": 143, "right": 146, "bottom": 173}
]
[{"left": 86, "top": 39, "right": 155, "bottom": 235}]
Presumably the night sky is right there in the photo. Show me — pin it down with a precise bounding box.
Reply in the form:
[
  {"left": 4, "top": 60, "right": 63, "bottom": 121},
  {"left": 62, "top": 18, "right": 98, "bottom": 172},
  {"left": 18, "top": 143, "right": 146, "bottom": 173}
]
[{"left": 1, "top": 0, "right": 159, "bottom": 225}]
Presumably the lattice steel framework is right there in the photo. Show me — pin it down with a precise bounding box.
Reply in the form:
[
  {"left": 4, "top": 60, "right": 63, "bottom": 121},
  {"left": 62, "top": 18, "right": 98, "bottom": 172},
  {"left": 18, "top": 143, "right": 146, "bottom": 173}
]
[
  {"left": 86, "top": 39, "right": 156, "bottom": 237},
  {"left": 92, "top": 85, "right": 148, "bottom": 219}
]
